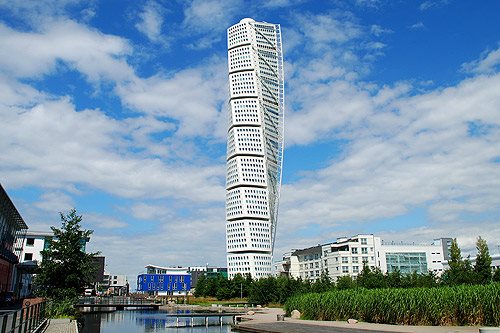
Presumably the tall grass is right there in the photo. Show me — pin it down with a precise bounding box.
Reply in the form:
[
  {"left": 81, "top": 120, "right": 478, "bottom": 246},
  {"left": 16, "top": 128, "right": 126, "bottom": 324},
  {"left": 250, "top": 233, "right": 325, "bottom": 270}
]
[{"left": 285, "top": 283, "right": 500, "bottom": 326}]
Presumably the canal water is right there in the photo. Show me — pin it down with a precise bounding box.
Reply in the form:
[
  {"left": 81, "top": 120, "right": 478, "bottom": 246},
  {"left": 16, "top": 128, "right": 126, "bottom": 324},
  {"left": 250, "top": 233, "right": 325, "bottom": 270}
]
[{"left": 80, "top": 309, "right": 239, "bottom": 333}]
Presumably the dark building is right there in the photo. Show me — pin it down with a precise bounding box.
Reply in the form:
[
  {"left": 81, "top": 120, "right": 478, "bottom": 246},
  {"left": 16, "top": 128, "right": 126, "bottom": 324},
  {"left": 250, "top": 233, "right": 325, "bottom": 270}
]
[
  {"left": 91, "top": 256, "right": 105, "bottom": 284},
  {"left": 0, "top": 184, "right": 28, "bottom": 301}
]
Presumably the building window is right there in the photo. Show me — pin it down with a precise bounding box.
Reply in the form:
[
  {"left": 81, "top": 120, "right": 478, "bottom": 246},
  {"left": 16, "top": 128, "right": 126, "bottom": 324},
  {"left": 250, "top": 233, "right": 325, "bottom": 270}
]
[
  {"left": 361, "top": 247, "right": 368, "bottom": 254},
  {"left": 361, "top": 238, "right": 367, "bottom": 245},
  {"left": 351, "top": 247, "right": 358, "bottom": 254},
  {"left": 353, "top": 266, "right": 359, "bottom": 273},
  {"left": 352, "top": 257, "right": 358, "bottom": 263},
  {"left": 24, "top": 253, "right": 33, "bottom": 261},
  {"left": 342, "top": 266, "right": 349, "bottom": 273},
  {"left": 362, "top": 257, "right": 368, "bottom": 263},
  {"left": 26, "top": 238, "right": 35, "bottom": 246},
  {"left": 386, "top": 252, "right": 428, "bottom": 274},
  {"left": 341, "top": 257, "right": 348, "bottom": 263}
]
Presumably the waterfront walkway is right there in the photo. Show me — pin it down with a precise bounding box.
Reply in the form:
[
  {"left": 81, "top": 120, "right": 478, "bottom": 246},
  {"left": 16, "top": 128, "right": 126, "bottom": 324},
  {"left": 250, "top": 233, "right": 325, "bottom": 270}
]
[
  {"left": 43, "top": 319, "right": 77, "bottom": 333},
  {"left": 235, "top": 308, "right": 482, "bottom": 333}
]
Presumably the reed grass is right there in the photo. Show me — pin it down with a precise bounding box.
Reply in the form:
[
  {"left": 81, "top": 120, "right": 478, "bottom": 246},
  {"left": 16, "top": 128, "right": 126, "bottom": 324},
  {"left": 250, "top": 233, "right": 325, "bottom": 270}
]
[{"left": 284, "top": 283, "right": 500, "bottom": 326}]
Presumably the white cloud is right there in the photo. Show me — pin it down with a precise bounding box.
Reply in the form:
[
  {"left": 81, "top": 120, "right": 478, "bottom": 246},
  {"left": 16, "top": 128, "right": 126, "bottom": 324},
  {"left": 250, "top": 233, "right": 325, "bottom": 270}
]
[
  {"left": 182, "top": 0, "right": 241, "bottom": 49},
  {"left": 85, "top": 213, "right": 128, "bottom": 229},
  {"left": 370, "top": 24, "right": 393, "bottom": 37},
  {"left": 0, "top": 20, "right": 133, "bottom": 82},
  {"left": 87, "top": 206, "right": 226, "bottom": 279},
  {"left": 285, "top": 80, "right": 373, "bottom": 145},
  {"left": 462, "top": 46, "right": 500, "bottom": 75},
  {"left": 419, "top": 0, "right": 449, "bottom": 11},
  {"left": 280, "top": 72, "right": 500, "bottom": 240},
  {"left": 0, "top": 0, "right": 84, "bottom": 23},
  {"left": 130, "top": 202, "right": 173, "bottom": 220},
  {"left": 34, "top": 191, "right": 75, "bottom": 212},
  {"left": 0, "top": 97, "right": 225, "bottom": 202},
  {"left": 355, "top": 0, "right": 381, "bottom": 8},
  {"left": 296, "top": 13, "right": 362, "bottom": 47},
  {"left": 116, "top": 58, "right": 227, "bottom": 137},
  {"left": 409, "top": 21, "right": 426, "bottom": 30},
  {"left": 135, "top": 1, "right": 165, "bottom": 43}
]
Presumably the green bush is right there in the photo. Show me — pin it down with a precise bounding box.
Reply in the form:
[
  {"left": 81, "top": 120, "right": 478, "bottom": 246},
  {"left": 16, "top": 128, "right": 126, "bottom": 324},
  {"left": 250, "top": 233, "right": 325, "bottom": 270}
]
[
  {"left": 45, "top": 297, "right": 78, "bottom": 318},
  {"left": 285, "top": 283, "right": 500, "bottom": 326}
]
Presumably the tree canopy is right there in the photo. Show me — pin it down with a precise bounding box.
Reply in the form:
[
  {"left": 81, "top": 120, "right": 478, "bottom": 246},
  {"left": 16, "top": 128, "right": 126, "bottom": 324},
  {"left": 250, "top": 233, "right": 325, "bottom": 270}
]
[{"left": 34, "top": 209, "right": 99, "bottom": 299}]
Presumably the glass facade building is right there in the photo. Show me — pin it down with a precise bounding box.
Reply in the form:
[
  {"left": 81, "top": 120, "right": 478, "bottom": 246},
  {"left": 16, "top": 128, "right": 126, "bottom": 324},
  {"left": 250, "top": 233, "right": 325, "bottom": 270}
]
[
  {"left": 225, "top": 18, "right": 285, "bottom": 279},
  {"left": 386, "top": 252, "right": 428, "bottom": 274}
]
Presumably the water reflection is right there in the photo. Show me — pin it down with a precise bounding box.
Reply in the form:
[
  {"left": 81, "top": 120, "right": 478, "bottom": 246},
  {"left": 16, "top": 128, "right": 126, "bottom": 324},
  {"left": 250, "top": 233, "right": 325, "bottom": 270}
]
[{"left": 81, "top": 310, "right": 236, "bottom": 333}]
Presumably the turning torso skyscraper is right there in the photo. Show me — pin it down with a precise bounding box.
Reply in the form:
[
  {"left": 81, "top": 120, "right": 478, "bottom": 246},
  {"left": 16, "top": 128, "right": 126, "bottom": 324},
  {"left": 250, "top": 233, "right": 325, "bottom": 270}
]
[{"left": 225, "top": 18, "right": 285, "bottom": 279}]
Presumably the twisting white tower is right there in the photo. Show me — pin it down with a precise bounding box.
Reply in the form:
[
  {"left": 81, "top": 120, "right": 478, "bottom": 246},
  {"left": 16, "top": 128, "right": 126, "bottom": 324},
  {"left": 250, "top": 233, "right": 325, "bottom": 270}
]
[{"left": 225, "top": 18, "right": 285, "bottom": 279}]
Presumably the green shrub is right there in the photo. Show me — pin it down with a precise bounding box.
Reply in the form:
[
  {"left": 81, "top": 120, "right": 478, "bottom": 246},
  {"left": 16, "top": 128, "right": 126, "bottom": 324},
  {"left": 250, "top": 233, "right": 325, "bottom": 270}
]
[{"left": 45, "top": 297, "right": 78, "bottom": 318}]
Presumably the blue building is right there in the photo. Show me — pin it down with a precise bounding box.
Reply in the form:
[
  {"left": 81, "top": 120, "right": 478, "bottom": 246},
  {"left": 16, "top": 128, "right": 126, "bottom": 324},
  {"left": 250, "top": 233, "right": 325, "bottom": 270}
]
[{"left": 137, "top": 274, "right": 191, "bottom": 295}]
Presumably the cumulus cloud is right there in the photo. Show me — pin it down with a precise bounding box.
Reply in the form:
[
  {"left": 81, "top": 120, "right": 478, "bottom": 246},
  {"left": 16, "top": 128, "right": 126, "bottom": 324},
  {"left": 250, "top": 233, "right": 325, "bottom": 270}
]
[
  {"left": 278, "top": 72, "right": 500, "bottom": 250},
  {"left": 0, "top": 20, "right": 133, "bottom": 82},
  {"left": 182, "top": 0, "right": 241, "bottom": 49},
  {"left": 116, "top": 59, "right": 227, "bottom": 137},
  {"left": 462, "top": 46, "right": 500, "bottom": 75},
  {"left": 135, "top": 1, "right": 165, "bottom": 43},
  {"left": 0, "top": 97, "right": 225, "bottom": 202}
]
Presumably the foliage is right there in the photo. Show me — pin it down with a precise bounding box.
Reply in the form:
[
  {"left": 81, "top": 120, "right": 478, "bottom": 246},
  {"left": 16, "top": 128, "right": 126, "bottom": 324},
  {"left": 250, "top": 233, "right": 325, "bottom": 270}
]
[
  {"left": 194, "top": 236, "right": 495, "bottom": 307},
  {"left": 474, "top": 236, "right": 492, "bottom": 284},
  {"left": 45, "top": 297, "right": 79, "bottom": 318},
  {"left": 441, "top": 238, "right": 476, "bottom": 285},
  {"left": 311, "top": 272, "right": 333, "bottom": 293},
  {"left": 285, "top": 283, "right": 500, "bottom": 326},
  {"left": 335, "top": 275, "right": 356, "bottom": 290},
  {"left": 493, "top": 268, "right": 500, "bottom": 283},
  {"left": 356, "top": 264, "right": 386, "bottom": 289},
  {"left": 34, "top": 209, "right": 99, "bottom": 300},
  {"left": 194, "top": 273, "right": 253, "bottom": 299}
]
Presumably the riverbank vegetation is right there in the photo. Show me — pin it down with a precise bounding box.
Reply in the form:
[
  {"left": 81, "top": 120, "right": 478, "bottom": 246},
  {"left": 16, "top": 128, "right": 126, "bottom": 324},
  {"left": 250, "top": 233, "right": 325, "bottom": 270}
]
[{"left": 284, "top": 283, "right": 500, "bottom": 326}]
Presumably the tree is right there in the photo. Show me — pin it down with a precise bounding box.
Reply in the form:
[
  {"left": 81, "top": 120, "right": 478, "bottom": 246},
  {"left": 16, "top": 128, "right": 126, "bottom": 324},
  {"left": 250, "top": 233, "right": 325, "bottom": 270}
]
[
  {"left": 441, "top": 238, "right": 475, "bottom": 285},
  {"left": 335, "top": 275, "right": 356, "bottom": 290},
  {"left": 493, "top": 268, "right": 500, "bottom": 282},
  {"left": 474, "top": 236, "right": 492, "bottom": 284},
  {"left": 193, "top": 274, "right": 207, "bottom": 297},
  {"left": 34, "top": 209, "right": 98, "bottom": 299},
  {"left": 311, "top": 272, "right": 333, "bottom": 293},
  {"left": 356, "top": 263, "right": 386, "bottom": 289}
]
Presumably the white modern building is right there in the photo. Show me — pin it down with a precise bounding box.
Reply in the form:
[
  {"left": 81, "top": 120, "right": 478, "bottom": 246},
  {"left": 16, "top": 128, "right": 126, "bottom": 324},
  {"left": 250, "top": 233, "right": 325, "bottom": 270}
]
[
  {"left": 285, "top": 235, "right": 452, "bottom": 281},
  {"left": 101, "top": 273, "right": 129, "bottom": 296},
  {"left": 18, "top": 230, "right": 53, "bottom": 264},
  {"left": 225, "top": 18, "right": 285, "bottom": 279}
]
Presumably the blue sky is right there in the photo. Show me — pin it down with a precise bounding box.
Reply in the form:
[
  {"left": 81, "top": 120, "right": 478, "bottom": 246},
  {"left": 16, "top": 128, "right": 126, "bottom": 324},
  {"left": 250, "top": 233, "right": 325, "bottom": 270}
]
[{"left": 1, "top": 0, "right": 500, "bottom": 280}]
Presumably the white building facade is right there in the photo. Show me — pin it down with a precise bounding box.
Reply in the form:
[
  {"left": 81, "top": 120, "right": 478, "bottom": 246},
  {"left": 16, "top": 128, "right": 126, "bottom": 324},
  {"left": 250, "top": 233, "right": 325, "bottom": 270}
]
[
  {"left": 225, "top": 18, "right": 285, "bottom": 279},
  {"left": 288, "top": 235, "right": 451, "bottom": 281}
]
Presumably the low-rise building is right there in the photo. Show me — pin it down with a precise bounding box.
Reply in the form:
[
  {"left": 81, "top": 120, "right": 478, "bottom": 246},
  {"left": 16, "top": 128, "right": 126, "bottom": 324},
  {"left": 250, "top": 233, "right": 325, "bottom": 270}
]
[
  {"left": 285, "top": 234, "right": 451, "bottom": 281},
  {"left": 0, "top": 184, "right": 28, "bottom": 301}
]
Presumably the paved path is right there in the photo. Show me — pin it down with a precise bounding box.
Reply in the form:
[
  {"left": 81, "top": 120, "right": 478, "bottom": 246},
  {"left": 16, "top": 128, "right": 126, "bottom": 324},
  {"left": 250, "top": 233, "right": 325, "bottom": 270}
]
[
  {"left": 235, "top": 308, "right": 482, "bottom": 333},
  {"left": 43, "top": 319, "right": 77, "bottom": 333}
]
